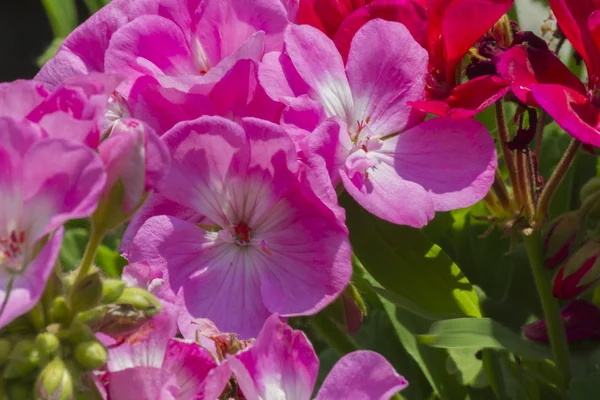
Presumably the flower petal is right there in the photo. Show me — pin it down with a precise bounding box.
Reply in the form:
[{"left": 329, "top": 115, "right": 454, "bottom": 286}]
[
  {"left": 346, "top": 19, "right": 428, "bottom": 135},
  {"left": 315, "top": 350, "right": 408, "bottom": 400},
  {"left": 389, "top": 117, "right": 497, "bottom": 211},
  {"left": 284, "top": 24, "right": 354, "bottom": 120},
  {"left": 532, "top": 84, "right": 600, "bottom": 148},
  {"left": 228, "top": 314, "right": 319, "bottom": 400}
]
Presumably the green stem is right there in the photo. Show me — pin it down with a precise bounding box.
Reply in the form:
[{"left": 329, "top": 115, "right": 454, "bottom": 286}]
[
  {"left": 311, "top": 312, "right": 359, "bottom": 356},
  {"left": 495, "top": 101, "right": 523, "bottom": 207},
  {"left": 522, "top": 231, "right": 571, "bottom": 388},
  {"left": 74, "top": 225, "right": 105, "bottom": 283},
  {"left": 535, "top": 139, "right": 580, "bottom": 223}
]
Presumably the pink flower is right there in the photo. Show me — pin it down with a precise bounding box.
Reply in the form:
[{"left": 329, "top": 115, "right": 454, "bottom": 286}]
[
  {"left": 105, "top": 307, "right": 231, "bottom": 400},
  {"left": 98, "top": 118, "right": 170, "bottom": 215},
  {"left": 227, "top": 314, "right": 408, "bottom": 400},
  {"left": 0, "top": 75, "right": 119, "bottom": 148},
  {"left": 260, "top": 20, "right": 497, "bottom": 227},
  {"left": 0, "top": 117, "right": 106, "bottom": 329},
  {"left": 123, "top": 116, "right": 351, "bottom": 338}
]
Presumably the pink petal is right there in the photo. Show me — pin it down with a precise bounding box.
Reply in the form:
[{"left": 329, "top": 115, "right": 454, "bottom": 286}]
[
  {"left": 0, "top": 80, "right": 49, "bottom": 119},
  {"left": 531, "top": 84, "right": 600, "bottom": 148},
  {"left": 128, "top": 75, "right": 216, "bottom": 135},
  {"left": 160, "top": 116, "right": 250, "bottom": 227},
  {"left": 109, "top": 367, "right": 179, "bottom": 400},
  {"left": 284, "top": 24, "right": 353, "bottom": 120},
  {"left": 334, "top": 0, "right": 428, "bottom": 62},
  {"left": 162, "top": 339, "right": 226, "bottom": 399},
  {"left": 258, "top": 51, "right": 311, "bottom": 101},
  {"left": 390, "top": 117, "right": 497, "bottom": 212},
  {"left": 0, "top": 228, "right": 63, "bottom": 329},
  {"left": 228, "top": 315, "right": 319, "bottom": 400},
  {"left": 22, "top": 139, "right": 107, "bottom": 236},
  {"left": 104, "top": 15, "right": 197, "bottom": 83},
  {"left": 315, "top": 351, "right": 408, "bottom": 400},
  {"left": 346, "top": 19, "right": 427, "bottom": 135}
]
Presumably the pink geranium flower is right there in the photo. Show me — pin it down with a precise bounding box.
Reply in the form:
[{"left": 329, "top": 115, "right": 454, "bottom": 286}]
[
  {"left": 260, "top": 20, "right": 497, "bottom": 227},
  {"left": 0, "top": 117, "right": 106, "bottom": 329},
  {"left": 105, "top": 307, "right": 231, "bottom": 399},
  {"left": 123, "top": 116, "right": 351, "bottom": 338},
  {"left": 227, "top": 314, "right": 408, "bottom": 400}
]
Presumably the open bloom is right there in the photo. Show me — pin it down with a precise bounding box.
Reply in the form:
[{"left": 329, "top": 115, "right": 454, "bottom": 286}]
[
  {"left": 124, "top": 116, "right": 351, "bottom": 338},
  {"left": 227, "top": 314, "right": 408, "bottom": 400},
  {"left": 105, "top": 307, "right": 231, "bottom": 399},
  {"left": 0, "top": 118, "right": 106, "bottom": 329},
  {"left": 260, "top": 20, "right": 497, "bottom": 227},
  {"left": 527, "top": 0, "right": 600, "bottom": 148}
]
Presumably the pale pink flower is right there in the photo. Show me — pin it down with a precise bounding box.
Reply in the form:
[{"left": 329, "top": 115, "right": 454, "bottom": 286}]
[
  {"left": 105, "top": 306, "right": 231, "bottom": 400},
  {"left": 227, "top": 314, "right": 408, "bottom": 400},
  {"left": 0, "top": 117, "right": 106, "bottom": 329},
  {"left": 260, "top": 20, "right": 497, "bottom": 227},
  {"left": 123, "top": 115, "right": 351, "bottom": 338}
]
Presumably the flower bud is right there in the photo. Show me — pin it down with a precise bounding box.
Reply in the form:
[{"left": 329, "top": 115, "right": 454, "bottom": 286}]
[
  {"left": 524, "top": 299, "right": 600, "bottom": 342},
  {"left": 74, "top": 341, "right": 107, "bottom": 371},
  {"left": 3, "top": 339, "right": 40, "bottom": 379},
  {"left": 101, "top": 279, "right": 126, "bottom": 304},
  {"left": 94, "top": 119, "right": 170, "bottom": 230},
  {"left": 35, "top": 359, "right": 74, "bottom": 400},
  {"left": 35, "top": 333, "right": 60, "bottom": 357},
  {"left": 71, "top": 305, "right": 111, "bottom": 329},
  {"left": 70, "top": 271, "right": 103, "bottom": 313},
  {"left": 580, "top": 177, "right": 600, "bottom": 204},
  {"left": 115, "top": 287, "right": 162, "bottom": 315},
  {"left": 342, "top": 284, "right": 366, "bottom": 335},
  {"left": 553, "top": 239, "right": 600, "bottom": 299},
  {"left": 544, "top": 211, "right": 582, "bottom": 269},
  {"left": 49, "top": 296, "right": 70, "bottom": 325},
  {"left": 64, "top": 323, "right": 96, "bottom": 344}
]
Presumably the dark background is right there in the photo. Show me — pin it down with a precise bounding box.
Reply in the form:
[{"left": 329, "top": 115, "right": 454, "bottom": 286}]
[{"left": 0, "top": 0, "right": 89, "bottom": 82}]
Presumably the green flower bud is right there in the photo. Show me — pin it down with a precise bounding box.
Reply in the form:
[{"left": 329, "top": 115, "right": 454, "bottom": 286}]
[
  {"left": 116, "top": 287, "right": 162, "bottom": 315},
  {"left": 70, "top": 271, "right": 103, "bottom": 313},
  {"left": 35, "top": 333, "right": 60, "bottom": 357},
  {"left": 74, "top": 341, "right": 107, "bottom": 371},
  {"left": 7, "top": 380, "right": 32, "bottom": 399},
  {"left": 580, "top": 177, "right": 600, "bottom": 219},
  {"left": 0, "top": 339, "right": 12, "bottom": 365},
  {"left": 544, "top": 211, "right": 583, "bottom": 269},
  {"left": 101, "top": 279, "right": 126, "bottom": 304},
  {"left": 35, "top": 359, "right": 73, "bottom": 400},
  {"left": 3, "top": 340, "right": 40, "bottom": 379},
  {"left": 64, "top": 324, "right": 95, "bottom": 344},
  {"left": 581, "top": 177, "right": 600, "bottom": 203},
  {"left": 28, "top": 303, "right": 46, "bottom": 331},
  {"left": 49, "top": 296, "right": 70, "bottom": 325},
  {"left": 71, "top": 305, "right": 111, "bottom": 329}
]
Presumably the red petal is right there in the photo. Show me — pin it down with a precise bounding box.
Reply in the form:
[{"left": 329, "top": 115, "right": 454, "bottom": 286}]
[{"left": 333, "top": 0, "right": 428, "bottom": 62}]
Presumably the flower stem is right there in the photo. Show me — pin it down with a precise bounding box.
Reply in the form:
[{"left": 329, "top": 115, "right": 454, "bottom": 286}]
[
  {"left": 311, "top": 312, "right": 359, "bottom": 355},
  {"left": 495, "top": 101, "right": 523, "bottom": 206},
  {"left": 522, "top": 231, "right": 571, "bottom": 388},
  {"left": 535, "top": 139, "right": 581, "bottom": 223},
  {"left": 74, "top": 225, "right": 105, "bottom": 282}
]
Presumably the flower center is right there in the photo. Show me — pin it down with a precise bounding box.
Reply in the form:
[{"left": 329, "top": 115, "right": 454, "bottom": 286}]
[
  {"left": 0, "top": 230, "right": 26, "bottom": 273},
  {"left": 231, "top": 221, "right": 252, "bottom": 247}
]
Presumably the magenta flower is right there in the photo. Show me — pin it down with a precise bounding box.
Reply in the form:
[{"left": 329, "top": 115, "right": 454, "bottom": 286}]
[
  {"left": 524, "top": 300, "right": 600, "bottom": 342},
  {"left": 37, "top": 0, "right": 293, "bottom": 93},
  {"left": 123, "top": 116, "right": 351, "bottom": 338},
  {"left": 0, "top": 118, "right": 106, "bottom": 329},
  {"left": 260, "top": 20, "right": 497, "bottom": 227},
  {"left": 98, "top": 118, "right": 170, "bottom": 215},
  {"left": 227, "top": 314, "right": 408, "bottom": 400},
  {"left": 0, "top": 75, "right": 118, "bottom": 148},
  {"left": 105, "top": 307, "right": 231, "bottom": 399}
]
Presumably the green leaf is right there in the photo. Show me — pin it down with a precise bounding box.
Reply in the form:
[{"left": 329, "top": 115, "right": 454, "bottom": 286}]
[
  {"left": 83, "top": 0, "right": 112, "bottom": 14},
  {"left": 372, "top": 285, "right": 461, "bottom": 321},
  {"left": 341, "top": 194, "right": 481, "bottom": 318},
  {"left": 570, "top": 372, "right": 600, "bottom": 400},
  {"left": 95, "top": 245, "right": 127, "bottom": 278},
  {"left": 419, "top": 318, "right": 549, "bottom": 360},
  {"left": 37, "top": 37, "right": 64, "bottom": 68},
  {"left": 41, "top": 0, "right": 78, "bottom": 38},
  {"left": 59, "top": 228, "right": 90, "bottom": 272}
]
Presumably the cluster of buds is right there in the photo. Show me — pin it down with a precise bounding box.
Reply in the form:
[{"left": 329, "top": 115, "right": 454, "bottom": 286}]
[
  {"left": 544, "top": 177, "right": 600, "bottom": 299},
  {"left": 0, "top": 267, "right": 161, "bottom": 399}
]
